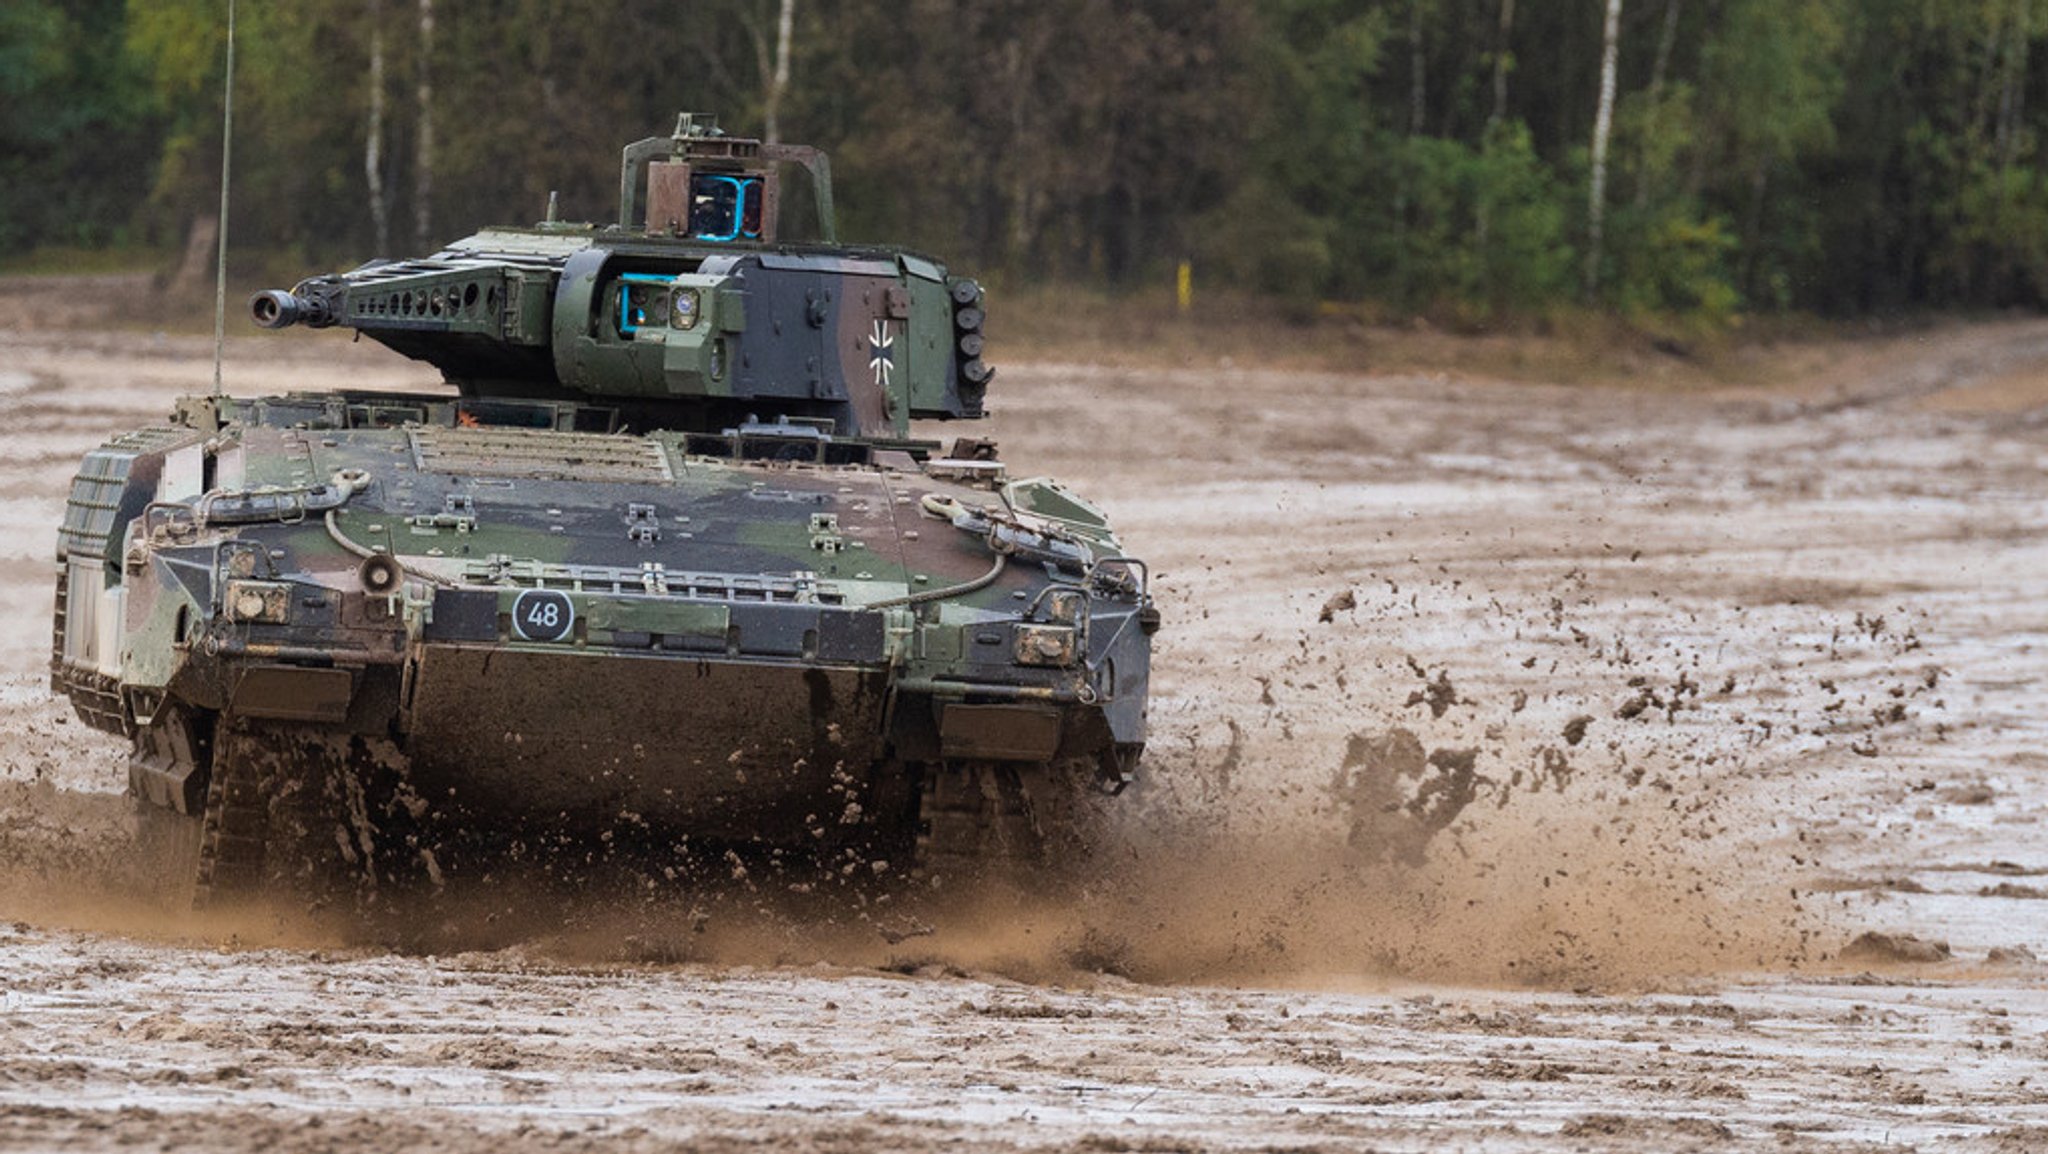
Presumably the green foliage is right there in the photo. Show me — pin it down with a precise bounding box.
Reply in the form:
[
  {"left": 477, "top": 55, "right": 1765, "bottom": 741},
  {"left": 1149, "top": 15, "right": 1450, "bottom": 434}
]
[
  {"left": 1615, "top": 82, "right": 1696, "bottom": 213},
  {"left": 1358, "top": 125, "right": 1575, "bottom": 315},
  {"left": 1600, "top": 84, "right": 1739, "bottom": 319},
  {"left": 124, "top": 0, "right": 223, "bottom": 111},
  {"left": 1198, "top": 175, "right": 1336, "bottom": 300},
  {"left": 9, "top": 0, "right": 2048, "bottom": 320},
  {"left": 1700, "top": 0, "right": 1847, "bottom": 169},
  {"left": 1606, "top": 204, "right": 1739, "bottom": 320},
  {"left": 1196, "top": 0, "right": 1386, "bottom": 299},
  {"left": 1939, "top": 151, "right": 2048, "bottom": 303},
  {"left": 0, "top": 0, "right": 155, "bottom": 251},
  {"left": 806, "top": 0, "right": 1257, "bottom": 282}
]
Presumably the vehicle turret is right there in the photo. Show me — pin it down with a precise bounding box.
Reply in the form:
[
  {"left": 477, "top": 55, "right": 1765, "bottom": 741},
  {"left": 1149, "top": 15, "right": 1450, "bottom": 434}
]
[{"left": 251, "top": 114, "right": 991, "bottom": 439}]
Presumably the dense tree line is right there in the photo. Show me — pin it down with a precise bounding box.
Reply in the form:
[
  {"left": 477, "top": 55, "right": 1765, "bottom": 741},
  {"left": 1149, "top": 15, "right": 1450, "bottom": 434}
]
[{"left": 4, "top": 0, "right": 2047, "bottom": 320}]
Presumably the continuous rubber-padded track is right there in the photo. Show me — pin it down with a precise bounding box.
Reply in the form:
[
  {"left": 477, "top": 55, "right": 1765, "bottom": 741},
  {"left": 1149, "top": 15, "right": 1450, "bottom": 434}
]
[
  {"left": 191, "top": 723, "right": 424, "bottom": 909},
  {"left": 914, "top": 761, "right": 1043, "bottom": 887},
  {"left": 193, "top": 726, "right": 268, "bottom": 906}
]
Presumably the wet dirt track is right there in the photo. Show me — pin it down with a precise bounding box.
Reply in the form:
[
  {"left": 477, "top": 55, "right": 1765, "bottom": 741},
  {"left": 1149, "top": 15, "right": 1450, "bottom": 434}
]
[{"left": 0, "top": 302, "right": 2045, "bottom": 1150}]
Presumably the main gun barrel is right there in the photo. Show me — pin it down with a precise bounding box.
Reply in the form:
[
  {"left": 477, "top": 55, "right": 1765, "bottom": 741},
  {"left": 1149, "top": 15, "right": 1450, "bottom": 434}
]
[{"left": 249, "top": 289, "right": 335, "bottom": 330}]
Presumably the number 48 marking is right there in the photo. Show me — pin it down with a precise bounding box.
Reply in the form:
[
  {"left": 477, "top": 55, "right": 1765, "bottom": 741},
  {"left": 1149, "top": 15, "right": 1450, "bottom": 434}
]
[{"left": 512, "top": 590, "right": 574, "bottom": 642}]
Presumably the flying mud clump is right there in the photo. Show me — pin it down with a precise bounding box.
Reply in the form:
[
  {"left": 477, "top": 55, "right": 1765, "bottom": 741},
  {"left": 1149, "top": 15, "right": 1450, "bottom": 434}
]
[{"left": 1093, "top": 559, "right": 1956, "bottom": 986}]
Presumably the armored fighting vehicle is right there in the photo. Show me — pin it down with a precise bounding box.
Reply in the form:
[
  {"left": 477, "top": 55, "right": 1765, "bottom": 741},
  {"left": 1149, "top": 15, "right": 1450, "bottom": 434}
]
[{"left": 52, "top": 115, "right": 1155, "bottom": 905}]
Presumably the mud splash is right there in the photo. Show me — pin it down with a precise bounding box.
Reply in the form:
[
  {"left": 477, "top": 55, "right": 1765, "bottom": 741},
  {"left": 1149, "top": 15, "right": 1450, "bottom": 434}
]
[
  {"left": 0, "top": 315, "right": 2010, "bottom": 1002},
  {"left": 0, "top": 568, "right": 1951, "bottom": 993},
  {"left": 7, "top": 316, "right": 2048, "bottom": 1149}
]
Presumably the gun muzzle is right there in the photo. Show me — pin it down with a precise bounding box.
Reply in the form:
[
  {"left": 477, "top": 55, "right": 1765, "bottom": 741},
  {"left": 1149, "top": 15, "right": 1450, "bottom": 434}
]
[{"left": 249, "top": 289, "right": 330, "bottom": 329}]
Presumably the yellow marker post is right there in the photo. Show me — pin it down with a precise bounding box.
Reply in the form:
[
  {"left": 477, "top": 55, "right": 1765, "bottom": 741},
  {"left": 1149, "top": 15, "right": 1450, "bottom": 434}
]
[{"left": 1176, "top": 260, "right": 1193, "bottom": 315}]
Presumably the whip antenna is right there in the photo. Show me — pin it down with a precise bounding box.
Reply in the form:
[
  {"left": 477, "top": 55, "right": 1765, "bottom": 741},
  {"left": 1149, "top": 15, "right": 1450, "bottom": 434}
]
[{"left": 211, "top": 0, "right": 237, "bottom": 397}]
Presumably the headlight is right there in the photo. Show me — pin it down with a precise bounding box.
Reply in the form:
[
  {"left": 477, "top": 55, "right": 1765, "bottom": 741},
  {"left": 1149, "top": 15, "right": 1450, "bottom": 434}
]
[
  {"left": 224, "top": 580, "right": 292, "bottom": 624},
  {"left": 671, "top": 287, "right": 701, "bottom": 330},
  {"left": 1014, "top": 623, "right": 1077, "bottom": 667}
]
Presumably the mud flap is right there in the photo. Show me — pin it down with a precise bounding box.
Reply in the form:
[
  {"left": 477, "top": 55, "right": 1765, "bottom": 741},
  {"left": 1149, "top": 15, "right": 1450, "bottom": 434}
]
[{"left": 937, "top": 703, "right": 1063, "bottom": 762}]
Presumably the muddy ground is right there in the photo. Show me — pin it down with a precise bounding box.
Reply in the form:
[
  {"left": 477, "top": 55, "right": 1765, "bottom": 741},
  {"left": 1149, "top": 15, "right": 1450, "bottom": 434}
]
[{"left": 0, "top": 280, "right": 2044, "bottom": 1150}]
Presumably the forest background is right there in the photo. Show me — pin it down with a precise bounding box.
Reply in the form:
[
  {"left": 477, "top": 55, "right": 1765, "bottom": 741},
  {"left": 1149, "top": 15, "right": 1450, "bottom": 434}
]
[{"left": 4, "top": 0, "right": 2046, "bottom": 331}]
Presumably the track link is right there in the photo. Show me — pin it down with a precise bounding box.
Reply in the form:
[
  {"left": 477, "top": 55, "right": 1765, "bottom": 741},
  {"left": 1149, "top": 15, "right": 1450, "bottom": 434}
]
[
  {"left": 193, "top": 727, "right": 269, "bottom": 906},
  {"left": 192, "top": 722, "right": 426, "bottom": 910},
  {"left": 915, "top": 760, "right": 1044, "bottom": 888}
]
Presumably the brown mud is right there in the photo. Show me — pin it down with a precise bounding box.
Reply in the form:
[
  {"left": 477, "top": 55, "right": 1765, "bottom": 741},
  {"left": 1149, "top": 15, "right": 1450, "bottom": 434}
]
[{"left": 0, "top": 300, "right": 2043, "bottom": 1149}]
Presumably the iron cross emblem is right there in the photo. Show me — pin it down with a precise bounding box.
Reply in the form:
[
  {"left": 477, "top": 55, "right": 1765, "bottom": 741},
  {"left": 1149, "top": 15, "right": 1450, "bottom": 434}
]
[{"left": 868, "top": 320, "right": 895, "bottom": 388}]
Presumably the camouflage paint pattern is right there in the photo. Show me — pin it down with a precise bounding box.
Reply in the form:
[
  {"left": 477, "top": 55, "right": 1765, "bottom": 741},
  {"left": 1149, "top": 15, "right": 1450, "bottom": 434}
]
[{"left": 52, "top": 116, "right": 1153, "bottom": 883}]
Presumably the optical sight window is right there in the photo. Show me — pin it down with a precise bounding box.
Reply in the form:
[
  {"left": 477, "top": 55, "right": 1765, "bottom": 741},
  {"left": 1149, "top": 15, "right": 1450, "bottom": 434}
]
[
  {"left": 616, "top": 274, "right": 675, "bottom": 336},
  {"left": 688, "top": 175, "right": 764, "bottom": 243}
]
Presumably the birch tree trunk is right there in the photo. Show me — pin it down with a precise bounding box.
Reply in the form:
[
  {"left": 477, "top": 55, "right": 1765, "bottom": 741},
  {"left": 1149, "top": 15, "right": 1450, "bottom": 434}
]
[
  {"left": 1649, "top": 0, "right": 1681, "bottom": 97},
  {"left": 1006, "top": 39, "right": 1036, "bottom": 264},
  {"left": 764, "top": 0, "right": 795, "bottom": 144},
  {"left": 413, "top": 0, "right": 434, "bottom": 251},
  {"left": 1479, "top": 0, "right": 1516, "bottom": 259},
  {"left": 1488, "top": 0, "right": 1515, "bottom": 133},
  {"left": 1998, "top": 0, "right": 2031, "bottom": 172},
  {"left": 365, "top": 0, "right": 389, "bottom": 253},
  {"left": 1584, "top": 0, "right": 1624, "bottom": 301},
  {"left": 1636, "top": 0, "right": 1680, "bottom": 210}
]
